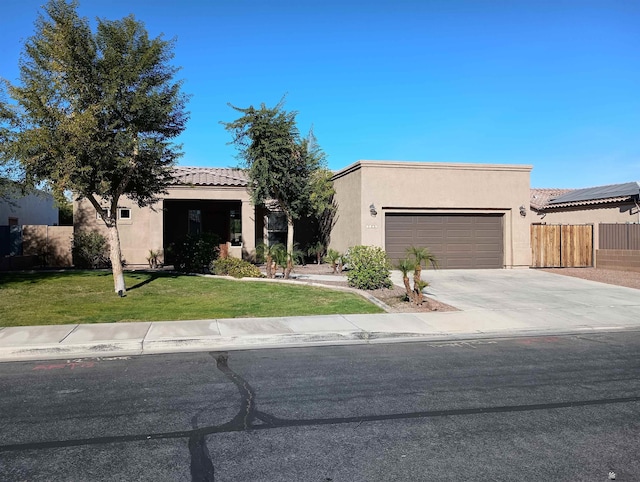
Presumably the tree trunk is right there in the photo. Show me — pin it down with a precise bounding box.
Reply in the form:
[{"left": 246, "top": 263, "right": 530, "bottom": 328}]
[
  {"left": 414, "top": 288, "right": 423, "bottom": 305},
  {"left": 107, "top": 223, "right": 126, "bottom": 296},
  {"left": 285, "top": 258, "right": 293, "bottom": 279},
  {"left": 403, "top": 276, "right": 414, "bottom": 302},
  {"left": 284, "top": 215, "right": 295, "bottom": 279},
  {"left": 266, "top": 253, "right": 273, "bottom": 279},
  {"left": 286, "top": 214, "right": 294, "bottom": 254}
]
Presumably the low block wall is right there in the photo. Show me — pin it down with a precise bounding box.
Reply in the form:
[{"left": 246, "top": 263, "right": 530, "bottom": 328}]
[
  {"left": 596, "top": 249, "right": 640, "bottom": 273},
  {"left": 22, "top": 225, "right": 73, "bottom": 267}
]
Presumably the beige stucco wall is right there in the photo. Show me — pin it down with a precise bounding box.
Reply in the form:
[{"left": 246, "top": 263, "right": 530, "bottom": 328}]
[
  {"left": 23, "top": 225, "right": 73, "bottom": 267},
  {"left": 74, "top": 197, "right": 164, "bottom": 266},
  {"left": 530, "top": 203, "right": 639, "bottom": 250},
  {"left": 74, "top": 185, "right": 255, "bottom": 266},
  {"left": 331, "top": 160, "right": 533, "bottom": 268},
  {"left": 330, "top": 165, "right": 362, "bottom": 252}
]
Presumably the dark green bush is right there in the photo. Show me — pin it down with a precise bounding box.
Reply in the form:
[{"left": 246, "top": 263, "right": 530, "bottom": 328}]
[
  {"left": 211, "top": 257, "right": 263, "bottom": 278},
  {"left": 72, "top": 230, "right": 110, "bottom": 269},
  {"left": 345, "top": 245, "right": 392, "bottom": 290},
  {"left": 167, "top": 233, "right": 220, "bottom": 273}
]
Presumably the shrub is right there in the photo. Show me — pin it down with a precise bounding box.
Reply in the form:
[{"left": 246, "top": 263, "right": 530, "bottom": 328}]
[
  {"left": 72, "top": 231, "right": 110, "bottom": 269},
  {"left": 325, "top": 248, "right": 343, "bottom": 273},
  {"left": 167, "top": 233, "right": 220, "bottom": 273},
  {"left": 211, "top": 257, "right": 263, "bottom": 278},
  {"left": 345, "top": 245, "right": 392, "bottom": 290}
]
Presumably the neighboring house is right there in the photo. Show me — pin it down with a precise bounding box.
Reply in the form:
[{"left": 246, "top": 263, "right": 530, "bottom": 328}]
[
  {"left": 74, "top": 161, "right": 534, "bottom": 269},
  {"left": 0, "top": 186, "right": 59, "bottom": 226},
  {"left": 331, "top": 161, "right": 533, "bottom": 269},
  {"left": 0, "top": 187, "right": 69, "bottom": 268},
  {"left": 530, "top": 182, "right": 640, "bottom": 249}
]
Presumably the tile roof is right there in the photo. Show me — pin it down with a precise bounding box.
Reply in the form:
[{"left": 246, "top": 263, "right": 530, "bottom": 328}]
[
  {"left": 530, "top": 188, "right": 574, "bottom": 210},
  {"left": 171, "top": 167, "right": 248, "bottom": 187}
]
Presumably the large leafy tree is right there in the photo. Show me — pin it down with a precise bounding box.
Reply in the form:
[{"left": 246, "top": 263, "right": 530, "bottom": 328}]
[
  {"left": 0, "top": 0, "right": 188, "bottom": 295},
  {"left": 223, "top": 100, "right": 334, "bottom": 276}
]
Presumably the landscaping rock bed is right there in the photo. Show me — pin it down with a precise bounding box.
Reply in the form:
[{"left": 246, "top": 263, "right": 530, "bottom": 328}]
[{"left": 286, "top": 263, "right": 458, "bottom": 313}]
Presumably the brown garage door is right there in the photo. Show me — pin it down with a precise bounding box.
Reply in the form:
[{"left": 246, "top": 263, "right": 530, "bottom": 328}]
[{"left": 385, "top": 214, "right": 504, "bottom": 269}]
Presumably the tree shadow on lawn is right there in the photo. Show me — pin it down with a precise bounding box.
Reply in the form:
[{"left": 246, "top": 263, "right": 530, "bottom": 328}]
[
  {"left": 126, "top": 271, "right": 182, "bottom": 291},
  {"left": 0, "top": 269, "right": 180, "bottom": 290},
  {"left": 0, "top": 269, "right": 112, "bottom": 286}
]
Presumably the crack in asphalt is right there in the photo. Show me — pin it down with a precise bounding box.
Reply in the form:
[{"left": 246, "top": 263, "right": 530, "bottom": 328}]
[
  {"left": 188, "top": 414, "right": 215, "bottom": 482},
  {"left": 1, "top": 351, "right": 639, "bottom": 462}
]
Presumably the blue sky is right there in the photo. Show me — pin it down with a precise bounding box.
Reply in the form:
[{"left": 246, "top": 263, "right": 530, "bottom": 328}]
[{"left": 2, "top": 0, "right": 639, "bottom": 188}]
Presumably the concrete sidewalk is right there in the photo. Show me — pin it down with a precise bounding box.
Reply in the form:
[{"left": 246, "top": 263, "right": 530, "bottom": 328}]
[{"left": 2, "top": 269, "right": 640, "bottom": 362}]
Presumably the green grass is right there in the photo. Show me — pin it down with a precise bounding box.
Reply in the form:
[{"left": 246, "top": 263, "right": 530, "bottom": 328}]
[{"left": 0, "top": 271, "right": 383, "bottom": 327}]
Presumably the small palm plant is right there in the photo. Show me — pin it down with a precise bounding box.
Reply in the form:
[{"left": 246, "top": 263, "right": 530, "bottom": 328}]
[
  {"left": 284, "top": 244, "right": 305, "bottom": 279},
  {"left": 414, "top": 279, "right": 430, "bottom": 305},
  {"left": 397, "top": 258, "right": 415, "bottom": 302},
  {"left": 307, "top": 241, "right": 325, "bottom": 265},
  {"left": 146, "top": 249, "right": 161, "bottom": 269},
  {"left": 325, "top": 248, "right": 342, "bottom": 274},
  {"left": 256, "top": 242, "right": 282, "bottom": 279},
  {"left": 407, "top": 246, "right": 438, "bottom": 283},
  {"left": 404, "top": 246, "right": 438, "bottom": 305},
  {"left": 269, "top": 243, "right": 287, "bottom": 278}
]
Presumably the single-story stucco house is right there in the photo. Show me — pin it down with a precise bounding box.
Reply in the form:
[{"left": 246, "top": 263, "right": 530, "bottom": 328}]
[
  {"left": 74, "top": 160, "right": 533, "bottom": 269},
  {"left": 74, "top": 167, "right": 260, "bottom": 266}
]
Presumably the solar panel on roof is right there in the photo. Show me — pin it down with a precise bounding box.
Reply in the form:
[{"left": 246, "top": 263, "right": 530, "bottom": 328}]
[{"left": 549, "top": 182, "right": 640, "bottom": 204}]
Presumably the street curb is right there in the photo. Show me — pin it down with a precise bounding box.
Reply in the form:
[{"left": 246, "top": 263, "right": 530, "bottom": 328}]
[
  {"left": 0, "top": 340, "right": 144, "bottom": 362},
  {"left": 2, "top": 326, "right": 639, "bottom": 363}
]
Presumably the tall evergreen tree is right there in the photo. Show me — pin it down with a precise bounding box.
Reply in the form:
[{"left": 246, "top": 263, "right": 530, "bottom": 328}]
[
  {"left": 0, "top": 0, "right": 188, "bottom": 295},
  {"left": 223, "top": 100, "right": 333, "bottom": 276}
]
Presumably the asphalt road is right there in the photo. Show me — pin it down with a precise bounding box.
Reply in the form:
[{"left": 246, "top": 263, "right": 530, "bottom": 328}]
[{"left": 1, "top": 331, "right": 639, "bottom": 481}]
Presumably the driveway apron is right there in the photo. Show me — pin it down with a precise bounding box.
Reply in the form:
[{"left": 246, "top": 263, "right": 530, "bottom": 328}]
[{"left": 397, "top": 268, "right": 640, "bottom": 331}]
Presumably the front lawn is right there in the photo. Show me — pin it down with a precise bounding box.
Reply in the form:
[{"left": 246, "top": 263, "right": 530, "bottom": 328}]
[{"left": 0, "top": 271, "right": 383, "bottom": 327}]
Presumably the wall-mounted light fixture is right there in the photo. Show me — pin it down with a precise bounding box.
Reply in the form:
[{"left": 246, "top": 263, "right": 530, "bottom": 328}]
[
  {"left": 369, "top": 203, "right": 377, "bottom": 217},
  {"left": 519, "top": 205, "right": 527, "bottom": 217}
]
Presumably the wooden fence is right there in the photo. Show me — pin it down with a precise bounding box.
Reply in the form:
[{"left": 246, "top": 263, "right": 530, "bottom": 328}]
[{"left": 531, "top": 224, "right": 593, "bottom": 268}]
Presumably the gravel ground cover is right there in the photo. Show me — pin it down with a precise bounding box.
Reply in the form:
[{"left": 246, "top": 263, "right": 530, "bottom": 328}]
[
  {"left": 286, "top": 263, "right": 458, "bottom": 313},
  {"left": 540, "top": 267, "right": 640, "bottom": 290}
]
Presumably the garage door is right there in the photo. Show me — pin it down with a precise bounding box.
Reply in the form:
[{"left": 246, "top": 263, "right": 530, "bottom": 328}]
[{"left": 385, "top": 214, "right": 504, "bottom": 269}]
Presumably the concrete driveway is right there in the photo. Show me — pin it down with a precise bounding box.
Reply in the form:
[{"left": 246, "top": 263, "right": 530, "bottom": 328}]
[{"left": 392, "top": 268, "right": 640, "bottom": 332}]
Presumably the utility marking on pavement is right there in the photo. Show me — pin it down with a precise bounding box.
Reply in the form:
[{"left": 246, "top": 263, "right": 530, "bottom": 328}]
[
  {"left": 514, "top": 337, "right": 560, "bottom": 345},
  {"left": 67, "top": 356, "right": 131, "bottom": 362},
  {"left": 32, "top": 362, "right": 95, "bottom": 371},
  {"left": 428, "top": 340, "right": 496, "bottom": 349}
]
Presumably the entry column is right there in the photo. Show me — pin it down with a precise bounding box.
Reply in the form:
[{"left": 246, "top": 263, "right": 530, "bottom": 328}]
[{"left": 241, "top": 200, "right": 255, "bottom": 258}]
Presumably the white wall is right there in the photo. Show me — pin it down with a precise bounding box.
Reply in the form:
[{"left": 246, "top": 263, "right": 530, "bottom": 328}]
[{"left": 0, "top": 190, "right": 58, "bottom": 226}]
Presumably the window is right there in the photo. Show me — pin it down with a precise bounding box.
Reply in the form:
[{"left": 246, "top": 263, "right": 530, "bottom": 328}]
[
  {"left": 188, "top": 209, "right": 202, "bottom": 235},
  {"left": 118, "top": 208, "right": 131, "bottom": 220},
  {"left": 96, "top": 208, "right": 110, "bottom": 220},
  {"left": 230, "top": 209, "right": 242, "bottom": 246},
  {"left": 266, "top": 212, "right": 287, "bottom": 246}
]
